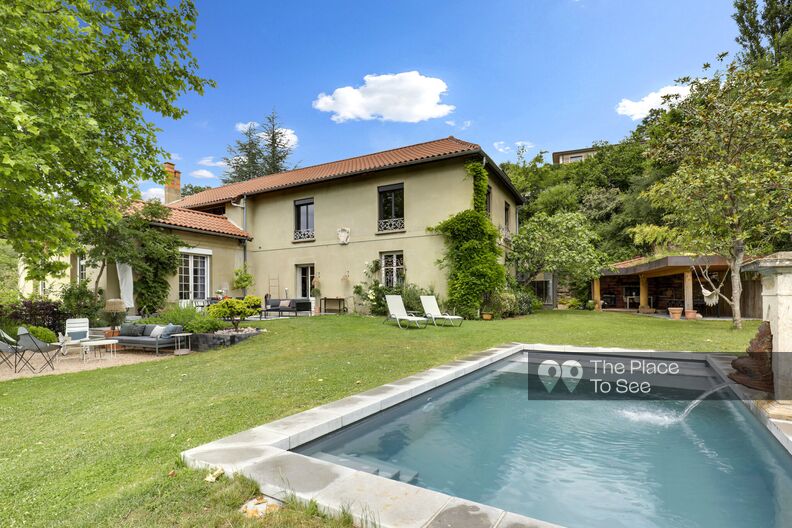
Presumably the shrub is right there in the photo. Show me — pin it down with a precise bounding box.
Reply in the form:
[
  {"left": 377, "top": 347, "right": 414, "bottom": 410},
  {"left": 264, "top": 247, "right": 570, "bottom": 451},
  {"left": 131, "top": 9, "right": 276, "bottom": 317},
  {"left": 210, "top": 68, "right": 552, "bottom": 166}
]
[
  {"left": 585, "top": 299, "right": 596, "bottom": 310},
  {"left": 61, "top": 282, "right": 104, "bottom": 324},
  {"left": 28, "top": 325, "right": 57, "bottom": 343},
  {"left": 353, "top": 261, "right": 432, "bottom": 316},
  {"left": 139, "top": 305, "right": 230, "bottom": 334},
  {"left": 243, "top": 295, "right": 262, "bottom": 310},
  {"left": 491, "top": 290, "right": 518, "bottom": 318},
  {"left": 0, "top": 300, "right": 67, "bottom": 333},
  {"left": 232, "top": 265, "right": 255, "bottom": 291},
  {"left": 207, "top": 299, "right": 256, "bottom": 330},
  {"left": 184, "top": 317, "right": 230, "bottom": 334}
]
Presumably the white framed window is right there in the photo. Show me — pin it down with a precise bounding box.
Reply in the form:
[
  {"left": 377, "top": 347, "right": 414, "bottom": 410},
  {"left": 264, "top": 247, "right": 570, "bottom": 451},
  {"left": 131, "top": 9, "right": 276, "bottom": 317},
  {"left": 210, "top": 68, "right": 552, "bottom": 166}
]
[
  {"left": 179, "top": 252, "right": 210, "bottom": 300},
  {"left": 77, "top": 256, "right": 88, "bottom": 283},
  {"left": 296, "top": 264, "right": 315, "bottom": 298},
  {"left": 381, "top": 252, "right": 404, "bottom": 288}
]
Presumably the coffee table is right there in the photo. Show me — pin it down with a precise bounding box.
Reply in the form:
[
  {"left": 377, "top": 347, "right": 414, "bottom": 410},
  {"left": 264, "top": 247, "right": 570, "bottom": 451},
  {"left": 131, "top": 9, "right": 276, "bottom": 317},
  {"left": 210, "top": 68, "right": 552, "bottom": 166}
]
[{"left": 80, "top": 339, "right": 118, "bottom": 361}]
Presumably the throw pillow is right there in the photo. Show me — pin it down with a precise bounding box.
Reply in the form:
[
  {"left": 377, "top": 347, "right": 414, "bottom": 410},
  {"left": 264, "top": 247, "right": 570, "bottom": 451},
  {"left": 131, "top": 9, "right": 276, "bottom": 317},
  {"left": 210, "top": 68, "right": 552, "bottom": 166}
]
[
  {"left": 119, "top": 324, "right": 141, "bottom": 337},
  {"left": 149, "top": 325, "right": 166, "bottom": 338},
  {"left": 160, "top": 324, "right": 183, "bottom": 339},
  {"left": 279, "top": 299, "right": 291, "bottom": 308},
  {"left": 67, "top": 330, "right": 88, "bottom": 341}
]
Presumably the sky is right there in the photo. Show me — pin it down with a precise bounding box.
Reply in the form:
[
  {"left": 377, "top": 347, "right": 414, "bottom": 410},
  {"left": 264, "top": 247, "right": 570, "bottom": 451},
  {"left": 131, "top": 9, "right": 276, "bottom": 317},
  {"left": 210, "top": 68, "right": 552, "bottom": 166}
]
[{"left": 143, "top": 0, "right": 740, "bottom": 200}]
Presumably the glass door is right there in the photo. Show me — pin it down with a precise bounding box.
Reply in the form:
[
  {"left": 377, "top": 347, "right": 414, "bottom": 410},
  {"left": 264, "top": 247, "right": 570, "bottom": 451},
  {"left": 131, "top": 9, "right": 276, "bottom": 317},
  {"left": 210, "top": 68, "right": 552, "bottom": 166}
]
[{"left": 297, "top": 264, "right": 314, "bottom": 298}]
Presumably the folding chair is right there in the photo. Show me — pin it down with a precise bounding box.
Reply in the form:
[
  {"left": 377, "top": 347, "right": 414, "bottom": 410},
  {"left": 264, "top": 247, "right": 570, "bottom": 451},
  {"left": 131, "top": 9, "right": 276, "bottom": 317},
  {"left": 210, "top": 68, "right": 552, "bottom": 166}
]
[
  {"left": 17, "top": 327, "right": 60, "bottom": 373},
  {"left": 0, "top": 329, "right": 32, "bottom": 373}
]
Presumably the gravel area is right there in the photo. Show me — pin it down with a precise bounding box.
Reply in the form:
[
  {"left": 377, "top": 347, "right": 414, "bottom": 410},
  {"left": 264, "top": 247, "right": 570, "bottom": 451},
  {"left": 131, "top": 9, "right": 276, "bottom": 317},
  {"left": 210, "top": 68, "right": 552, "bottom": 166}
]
[{"left": 0, "top": 349, "right": 169, "bottom": 381}]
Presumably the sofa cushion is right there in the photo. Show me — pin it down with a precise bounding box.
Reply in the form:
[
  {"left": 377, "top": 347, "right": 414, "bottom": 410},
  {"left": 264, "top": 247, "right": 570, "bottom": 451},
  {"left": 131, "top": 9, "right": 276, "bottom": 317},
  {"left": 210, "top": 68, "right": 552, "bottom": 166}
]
[
  {"left": 160, "top": 324, "right": 183, "bottom": 339},
  {"left": 279, "top": 299, "right": 291, "bottom": 308},
  {"left": 115, "top": 336, "right": 175, "bottom": 347},
  {"left": 142, "top": 324, "right": 158, "bottom": 336},
  {"left": 67, "top": 330, "right": 88, "bottom": 341},
  {"left": 149, "top": 325, "right": 166, "bottom": 338},
  {"left": 119, "top": 324, "right": 144, "bottom": 337}
]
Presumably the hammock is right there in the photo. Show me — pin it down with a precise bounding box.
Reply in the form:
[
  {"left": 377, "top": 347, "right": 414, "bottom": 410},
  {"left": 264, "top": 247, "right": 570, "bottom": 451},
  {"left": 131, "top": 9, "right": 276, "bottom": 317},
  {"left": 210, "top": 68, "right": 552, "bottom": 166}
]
[{"left": 701, "top": 286, "right": 720, "bottom": 306}]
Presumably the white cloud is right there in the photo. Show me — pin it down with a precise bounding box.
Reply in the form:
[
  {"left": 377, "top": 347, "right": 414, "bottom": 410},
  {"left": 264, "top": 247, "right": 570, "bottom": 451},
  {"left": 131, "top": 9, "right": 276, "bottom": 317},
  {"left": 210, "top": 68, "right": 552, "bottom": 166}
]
[
  {"left": 493, "top": 141, "right": 511, "bottom": 153},
  {"left": 170, "top": 153, "right": 182, "bottom": 161},
  {"left": 313, "top": 71, "right": 455, "bottom": 123},
  {"left": 141, "top": 187, "right": 164, "bottom": 202},
  {"left": 190, "top": 169, "right": 217, "bottom": 179},
  {"left": 515, "top": 140, "right": 535, "bottom": 149},
  {"left": 445, "top": 120, "right": 456, "bottom": 126},
  {"left": 197, "top": 156, "right": 226, "bottom": 168},
  {"left": 235, "top": 121, "right": 259, "bottom": 133},
  {"left": 459, "top": 120, "right": 472, "bottom": 130},
  {"left": 616, "top": 85, "right": 691, "bottom": 120}
]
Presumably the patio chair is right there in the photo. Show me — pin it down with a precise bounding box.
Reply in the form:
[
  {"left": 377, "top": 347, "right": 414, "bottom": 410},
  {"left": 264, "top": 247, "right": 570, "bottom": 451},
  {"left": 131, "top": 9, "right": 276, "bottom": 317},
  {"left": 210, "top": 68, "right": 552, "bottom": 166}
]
[
  {"left": 17, "top": 327, "right": 60, "bottom": 373},
  {"left": 0, "top": 329, "right": 30, "bottom": 373},
  {"left": 420, "top": 295, "right": 463, "bottom": 327},
  {"left": 60, "top": 318, "right": 91, "bottom": 356},
  {"left": 384, "top": 295, "right": 428, "bottom": 329}
]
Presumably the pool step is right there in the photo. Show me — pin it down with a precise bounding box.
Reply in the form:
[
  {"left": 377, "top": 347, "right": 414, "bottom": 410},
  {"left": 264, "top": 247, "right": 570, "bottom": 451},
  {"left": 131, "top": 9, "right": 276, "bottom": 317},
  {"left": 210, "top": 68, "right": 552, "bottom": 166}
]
[{"left": 312, "top": 452, "right": 419, "bottom": 483}]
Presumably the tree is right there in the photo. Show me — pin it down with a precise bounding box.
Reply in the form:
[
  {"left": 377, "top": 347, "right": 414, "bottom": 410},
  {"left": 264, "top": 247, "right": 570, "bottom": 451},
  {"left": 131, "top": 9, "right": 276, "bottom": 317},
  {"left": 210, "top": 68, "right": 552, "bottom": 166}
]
[
  {"left": 0, "top": 1, "right": 212, "bottom": 279},
  {"left": 642, "top": 63, "right": 792, "bottom": 329},
  {"left": 0, "top": 240, "right": 19, "bottom": 304},
  {"left": 223, "top": 110, "right": 294, "bottom": 183},
  {"left": 733, "top": 0, "right": 792, "bottom": 65},
  {"left": 181, "top": 183, "right": 212, "bottom": 197},
  {"left": 508, "top": 212, "right": 605, "bottom": 285},
  {"left": 207, "top": 298, "right": 256, "bottom": 331},
  {"left": 80, "top": 201, "right": 183, "bottom": 313}
]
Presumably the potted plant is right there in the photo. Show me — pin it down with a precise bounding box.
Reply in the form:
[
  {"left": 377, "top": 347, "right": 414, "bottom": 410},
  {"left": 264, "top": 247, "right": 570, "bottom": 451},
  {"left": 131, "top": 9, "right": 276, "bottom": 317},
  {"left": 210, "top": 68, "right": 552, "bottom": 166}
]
[
  {"left": 668, "top": 307, "right": 683, "bottom": 320},
  {"left": 103, "top": 298, "right": 127, "bottom": 336},
  {"left": 685, "top": 309, "right": 698, "bottom": 320}
]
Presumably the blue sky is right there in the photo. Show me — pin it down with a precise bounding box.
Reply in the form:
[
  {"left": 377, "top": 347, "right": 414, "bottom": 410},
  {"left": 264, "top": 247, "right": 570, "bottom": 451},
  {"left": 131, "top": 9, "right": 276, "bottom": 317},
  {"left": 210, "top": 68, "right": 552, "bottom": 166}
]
[{"left": 144, "top": 0, "right": 740, "bottom": 199}]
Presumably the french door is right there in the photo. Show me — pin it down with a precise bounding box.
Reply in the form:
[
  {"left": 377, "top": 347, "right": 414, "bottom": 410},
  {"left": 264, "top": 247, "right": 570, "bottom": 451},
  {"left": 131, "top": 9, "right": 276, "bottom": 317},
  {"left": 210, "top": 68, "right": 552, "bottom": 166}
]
[{"left": 179, "top": 254, "right": 210, "bottom": 300}]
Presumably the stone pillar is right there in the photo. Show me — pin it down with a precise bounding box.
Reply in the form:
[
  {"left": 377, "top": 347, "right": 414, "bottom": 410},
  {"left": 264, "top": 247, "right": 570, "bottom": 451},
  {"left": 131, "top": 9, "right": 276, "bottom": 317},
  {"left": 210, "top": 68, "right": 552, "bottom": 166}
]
[
  {"left": 639, "top": 274, "right": 649, "bottom": 310},
  {"left": 592, "top": 278, "right": 601, "bottom": 311},
  {"left": 683, "top": 270, "right": 694, "bottom": 318},
  {"left": 745, "top": 252, "right": 792, "bottom": 400}
]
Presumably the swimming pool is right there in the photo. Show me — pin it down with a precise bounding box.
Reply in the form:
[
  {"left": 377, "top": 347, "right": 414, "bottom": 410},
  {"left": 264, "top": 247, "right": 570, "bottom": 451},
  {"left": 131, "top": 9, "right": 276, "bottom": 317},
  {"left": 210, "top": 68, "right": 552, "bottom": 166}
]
[{"left": 297, "top": 352, "right": 792, "bottom": 528}]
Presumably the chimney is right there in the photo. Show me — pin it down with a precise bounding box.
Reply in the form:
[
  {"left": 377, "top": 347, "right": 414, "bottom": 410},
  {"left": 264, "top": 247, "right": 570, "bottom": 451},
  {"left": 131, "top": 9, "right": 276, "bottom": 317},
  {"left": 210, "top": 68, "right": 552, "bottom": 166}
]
[{"left": 163, "top": 162, "right": 181, "bottom": 204}]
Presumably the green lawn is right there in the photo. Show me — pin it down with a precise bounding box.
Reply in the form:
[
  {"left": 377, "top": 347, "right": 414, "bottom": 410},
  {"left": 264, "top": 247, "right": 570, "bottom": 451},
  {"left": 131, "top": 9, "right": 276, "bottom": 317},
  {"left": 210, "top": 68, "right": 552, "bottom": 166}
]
[{"left": 0, "top": 311, "right": 756, "bottom": 527}]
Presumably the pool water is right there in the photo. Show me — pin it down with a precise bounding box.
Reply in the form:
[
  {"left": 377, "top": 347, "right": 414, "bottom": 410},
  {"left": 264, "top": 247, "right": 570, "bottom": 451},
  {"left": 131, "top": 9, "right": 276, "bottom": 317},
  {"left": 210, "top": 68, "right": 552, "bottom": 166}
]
[{"left": 298, "top": 355, "right": 792, "bottom": 528}]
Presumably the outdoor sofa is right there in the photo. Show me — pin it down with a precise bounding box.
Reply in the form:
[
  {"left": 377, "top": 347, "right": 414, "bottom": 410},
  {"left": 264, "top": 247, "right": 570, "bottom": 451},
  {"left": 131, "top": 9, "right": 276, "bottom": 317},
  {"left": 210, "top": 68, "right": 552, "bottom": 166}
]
[
  {"left": 115, "top": 323, "right": 183, "bottom": 355},
  {"left": 262, "top": 298, "right": 312, "bottom": 318}
]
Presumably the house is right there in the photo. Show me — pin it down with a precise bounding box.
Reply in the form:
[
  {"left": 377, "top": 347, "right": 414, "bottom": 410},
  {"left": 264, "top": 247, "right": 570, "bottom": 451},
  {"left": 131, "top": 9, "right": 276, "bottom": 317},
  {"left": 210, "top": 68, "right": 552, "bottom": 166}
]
[
  {"left": 20, "top": 202, "right": 251, "bottom": 305},
  {"left": 592, "top": 255, "right": 762, "bottom": 318},
  {"left": 170, "top": 136, "right": 523, "bottom": 306},
  {"left": 27, "top": 137, "right": 524, "bottom": 310},
  {"left": 551, "top": 147, "right": 596, "bottom": 165}
]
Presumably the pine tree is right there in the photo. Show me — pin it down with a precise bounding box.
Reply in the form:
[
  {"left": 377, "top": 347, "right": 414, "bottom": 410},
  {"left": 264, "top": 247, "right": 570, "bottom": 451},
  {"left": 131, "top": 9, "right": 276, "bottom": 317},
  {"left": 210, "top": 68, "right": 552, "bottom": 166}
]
[
  {"left": 222, "top": 110, "right": 294, "bottom": 183},
  {"left": 733, "top": 0, "right": 792, "bottom": 65}
]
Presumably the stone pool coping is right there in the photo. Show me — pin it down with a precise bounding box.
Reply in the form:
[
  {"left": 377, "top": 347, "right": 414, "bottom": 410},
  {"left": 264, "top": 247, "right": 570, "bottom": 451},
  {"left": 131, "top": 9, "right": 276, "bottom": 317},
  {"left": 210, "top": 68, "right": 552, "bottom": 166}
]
[{"left": 182, "top": 343, "right": 790, "bottom": 528}]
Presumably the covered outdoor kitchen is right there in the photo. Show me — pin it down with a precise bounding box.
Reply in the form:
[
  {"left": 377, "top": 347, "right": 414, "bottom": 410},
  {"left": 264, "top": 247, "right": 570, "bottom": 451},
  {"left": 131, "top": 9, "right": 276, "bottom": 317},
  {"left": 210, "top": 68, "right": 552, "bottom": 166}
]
[{"left": 592, "top": 256, "right": 762, "bottom": 319}]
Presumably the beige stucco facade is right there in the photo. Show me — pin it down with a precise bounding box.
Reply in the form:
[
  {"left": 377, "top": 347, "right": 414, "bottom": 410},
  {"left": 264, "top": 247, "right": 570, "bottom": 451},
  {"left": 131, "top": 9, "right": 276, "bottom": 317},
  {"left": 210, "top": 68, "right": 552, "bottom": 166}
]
[{"left": 221, "top": 158, "right": 518, "bottom": 308}]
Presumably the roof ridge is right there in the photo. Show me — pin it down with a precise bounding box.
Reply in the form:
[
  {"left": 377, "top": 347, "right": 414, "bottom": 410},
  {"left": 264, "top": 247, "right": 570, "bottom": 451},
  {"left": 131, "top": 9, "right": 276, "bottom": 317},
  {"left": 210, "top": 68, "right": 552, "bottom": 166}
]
[
  {"left": 166, "top": 204, "right": 230, "bottom": 219},
  {"left": 182, "top": 136, "right": 480, "bottom": 202}
]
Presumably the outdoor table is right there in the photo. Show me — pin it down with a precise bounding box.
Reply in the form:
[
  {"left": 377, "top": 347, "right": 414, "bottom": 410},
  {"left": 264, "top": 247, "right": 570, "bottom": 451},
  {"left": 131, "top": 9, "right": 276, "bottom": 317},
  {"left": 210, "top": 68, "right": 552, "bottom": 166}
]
[
  {"left": 80, "top": 339, "right": 118, "bottom": 362},
  {"left": 172, "top": 333, "right": 193, "bottom": 356},
  {"left": 320, "top": 297, "right": 346, "bottom": 314}
]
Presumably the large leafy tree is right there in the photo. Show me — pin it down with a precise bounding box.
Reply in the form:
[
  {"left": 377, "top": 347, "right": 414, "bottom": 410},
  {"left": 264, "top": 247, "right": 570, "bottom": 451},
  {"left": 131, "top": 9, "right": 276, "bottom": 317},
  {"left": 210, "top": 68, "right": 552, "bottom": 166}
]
[
  {"left": 641, "top": 62, "right": 791, "bottom": 329},
  {"left": 223, "top": 110, "right": 294, "bottom": 183},
  {"left": 80, "top": 201, "right": 182, "bottom": 313},
  {"left": 733, "top": 0, "right": 792, "bottom": 65},
  {"left": 0, "top": 0, "right": 212, "bottom": 280},
  {"left": 181, "top": 183, "right": 212, "bottom": 197},
  {"left": 508, "top": 212, "right": 606, "bottom": 285}
]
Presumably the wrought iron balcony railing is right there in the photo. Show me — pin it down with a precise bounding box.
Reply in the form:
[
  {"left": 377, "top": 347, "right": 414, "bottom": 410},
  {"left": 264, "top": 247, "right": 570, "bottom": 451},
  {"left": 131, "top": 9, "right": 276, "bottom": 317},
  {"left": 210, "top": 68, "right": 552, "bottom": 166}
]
[
  {"left": 378, "top": 217, "right": 405, "bottom": 232},
  {"left": 293, "top": 228, "right": 315, "bottom": 241}
]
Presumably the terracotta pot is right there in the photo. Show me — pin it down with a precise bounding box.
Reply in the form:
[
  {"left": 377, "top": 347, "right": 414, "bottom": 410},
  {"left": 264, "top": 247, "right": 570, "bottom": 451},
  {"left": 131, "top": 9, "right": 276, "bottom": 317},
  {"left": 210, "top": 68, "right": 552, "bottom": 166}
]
[
  {"left": 668, "top": 307, "right": 683, "bottom": 320},
  {"left": 685, "top": 309, "right": 698, "bottom": 320},
  {"left": 481, "top": 312, "right": 494, "bottom": 321},
  {"left": 104, "top": 329, "right": 120, "bottom": 337}
]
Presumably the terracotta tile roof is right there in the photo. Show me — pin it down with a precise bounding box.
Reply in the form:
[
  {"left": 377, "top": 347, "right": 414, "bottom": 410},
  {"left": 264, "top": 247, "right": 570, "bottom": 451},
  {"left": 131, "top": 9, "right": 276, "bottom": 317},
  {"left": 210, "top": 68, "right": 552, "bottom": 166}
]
[
  {"left": 173, "top": 136, "right": 509, "bottom": 209},
  {"left": 130, "top": 202, "right": 250, "bottom": 239}
]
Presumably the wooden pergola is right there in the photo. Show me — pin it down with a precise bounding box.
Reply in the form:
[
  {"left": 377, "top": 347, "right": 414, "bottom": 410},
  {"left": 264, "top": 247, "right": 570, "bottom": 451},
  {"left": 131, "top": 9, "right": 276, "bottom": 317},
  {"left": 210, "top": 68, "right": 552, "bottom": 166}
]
[{"left": 592, "top": 255, "right": 732, "bottom": 314}]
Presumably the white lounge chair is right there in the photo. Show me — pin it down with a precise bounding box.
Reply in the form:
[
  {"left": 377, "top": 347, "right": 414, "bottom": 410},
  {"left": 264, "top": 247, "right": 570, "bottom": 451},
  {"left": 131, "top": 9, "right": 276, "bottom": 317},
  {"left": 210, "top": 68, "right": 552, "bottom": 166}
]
[
  {"left": 420, "top": 295, "right": 463, "bottom": 327},
  {"left": 59, "top": 318, "right": 91, "bottom": 356},
  {"left": 385, "top": 295, "right": 428, "bottom": 329}
]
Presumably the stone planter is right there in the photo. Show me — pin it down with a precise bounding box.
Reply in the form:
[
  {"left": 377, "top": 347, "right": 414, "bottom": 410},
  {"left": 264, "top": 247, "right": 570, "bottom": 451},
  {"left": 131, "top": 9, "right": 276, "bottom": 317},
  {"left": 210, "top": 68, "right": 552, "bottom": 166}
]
[
  {"left": 191, "top": 330, "right": 261, "bottom": 352},
  {"left": 481, "top": 312, "right": 494, "bottom": 321},
  {"left": 685, "top": 309, "right": 698, "bottom": 320},
  {"left": 668, "top": 307, "right": 683, "bottom": 320}
]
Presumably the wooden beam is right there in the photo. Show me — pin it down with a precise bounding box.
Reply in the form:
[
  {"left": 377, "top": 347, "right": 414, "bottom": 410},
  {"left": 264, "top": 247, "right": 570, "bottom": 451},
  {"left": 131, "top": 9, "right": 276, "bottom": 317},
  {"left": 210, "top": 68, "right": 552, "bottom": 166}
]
[
  {"left": 639, "top": 274, "right": 649, "bottom": 310},
  {"left": 592, "top": 278, "right": 601, "bottom": 311},
  {"left": 684, "top": 270, "right": 694, "bottom": 311}
]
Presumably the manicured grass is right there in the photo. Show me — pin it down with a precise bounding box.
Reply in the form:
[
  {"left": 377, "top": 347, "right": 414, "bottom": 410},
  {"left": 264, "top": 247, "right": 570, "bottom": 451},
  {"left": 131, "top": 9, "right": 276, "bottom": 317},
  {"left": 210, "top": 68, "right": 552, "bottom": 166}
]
[{"left": 0, "top": 311, "right": 756, "bottom": 527}]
